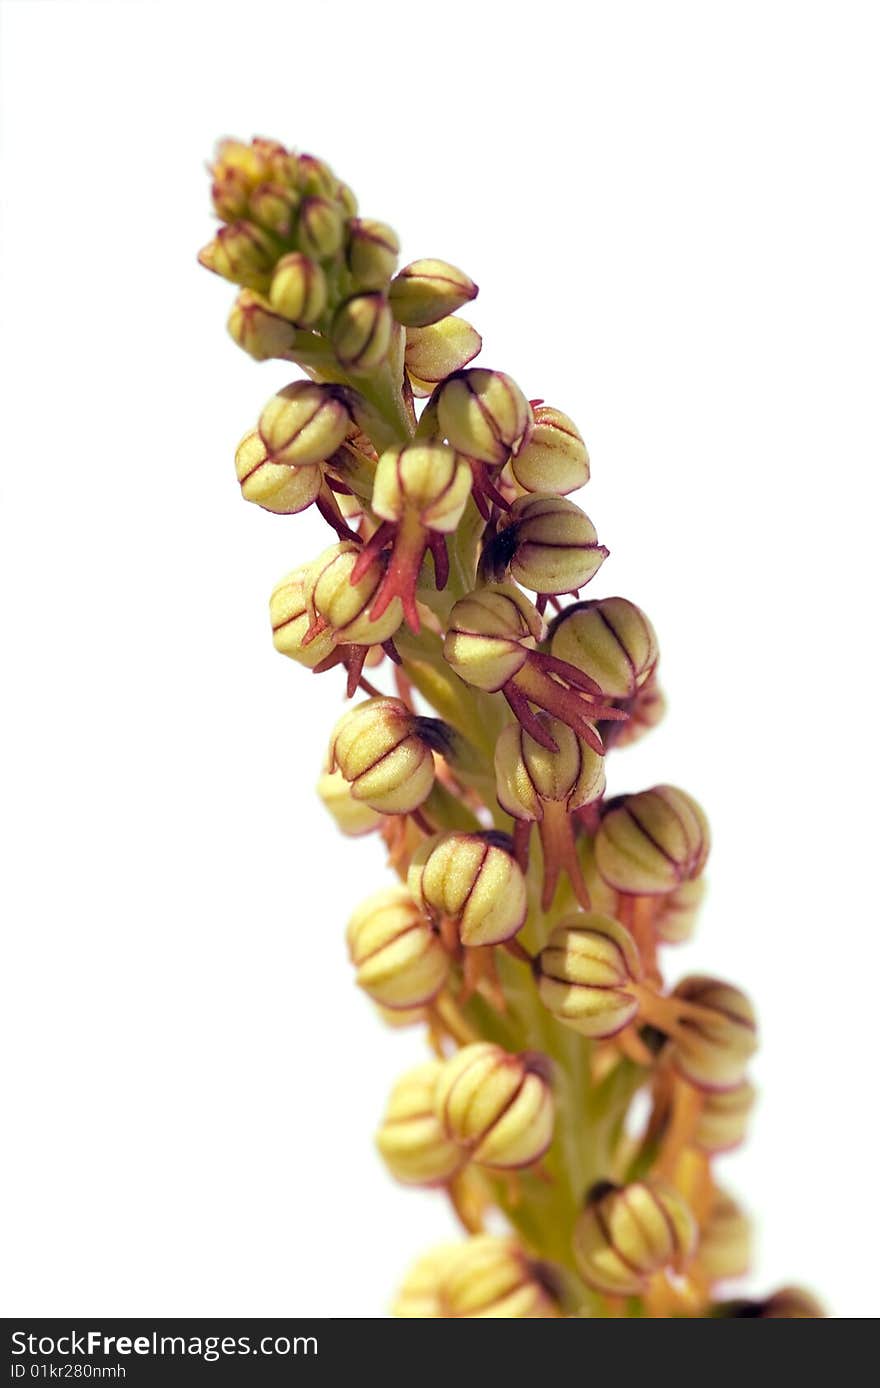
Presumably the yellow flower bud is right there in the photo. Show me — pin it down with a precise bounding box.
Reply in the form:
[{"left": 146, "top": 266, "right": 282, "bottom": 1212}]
[
  {"left": 408, "top": 830, "right": 528, "bottom": 948},
  {"left": 234, "top": 430, "right": 322, "bottom": 515},
  {"left": 376, "top": 1062, "right": 465, "bottom": 1187},
  {"left": 435, "top": 369, "right": 532, "bottom": 466},
  {"left": 210, "top": 138, "right": 275, "bottom": 220},
  {"left": 269, "top": 566, "right": 335, "bottom": 668},
  {"left": 197, "top": 220, "right": 278, "bottom": 292},
  {"left": 259, "top": 381, "right": 351, "bottom": 468},
  {"left": 249, "top": 181, "right": 298, "bottom": 238},
  {"left": 346, "top": 885, "right": 448, "bottom": 1009},
  {"left": 296, "top": 195, "right": 345, "bottom": 259},
  {"left": 698, "top": 1189, "right": 752, "bottom": 1282},
  {"left": 330, "top": 293, "right": 393, "bottom": 372},
  {"left": 486, "top": 494, "right": 608, "bottom": 595},
  {"left": 389, "top": 258, "right": 478, "bottom": 328},
  {"left": 669, "top": 977, "right": 758, "bottom": 1092},
  {"left": 329, "top": 697, "right": 436, "bottom": 814},
  {"left": 346, "top": 218, "right": 400, "bottom": 289},
  {"left": 693, "top": 1079, "right": 756, "bottom": 1154},
  {"left": 654, "top": 876, "right": 705, "bottom": 945},
  {"left": 268, "top": 252, "right": 327, "bottom": 326},
  {"left": 295, "top": 153, "right": 338, "bottom": 197},
  {"left": 595, "top": 785, "right": 710, "bottom": 896},
  {"left": 536, "top": 913, "right": 643, "bottom": 1038},
  {"left": 573, "top": 1181, "right": 697, "bottom": 1296},
  {"left": 444, "top": 584, "right": 543, "bottom": 692},
  {"left": 227, "top": 289, "right": 298, "bottom": 361},
  {"left": 550, "top": 596, "right": 659, "bottom": 701},
  {"left": 435, "top": 1042, "right": 554, "bottom": 1171},
  {"left": 392, "top": 1245, "right": 460, "bottom": 1317},
  {"left": 316, "top": 769, "right": 383, "bottom": 837},
  {"left": 404, "top": 318, "right": 482, "bottom": 397},
  {"left": 447, "top": 1238, "right": 561, "bottom": 1318},
  {"left": 372, "top": 444, "right": 472, "bottom": 533},
  {"left": 495, "top": 717, "right": 605, "bottom": 820},
  {"left": 510, "top": 405, "right": 590, "bottom": 495},
  {"left": 306, "top": 541, "right": 403, "bottom": 646}
]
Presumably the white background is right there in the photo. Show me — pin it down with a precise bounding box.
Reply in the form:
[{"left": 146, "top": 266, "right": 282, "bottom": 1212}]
[{"left": 2, "top": 0, "right": 878, "bottom": 1318}]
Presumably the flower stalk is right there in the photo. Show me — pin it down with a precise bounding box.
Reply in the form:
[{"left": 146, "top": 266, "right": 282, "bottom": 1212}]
[{"left": 198, "top": 136, "right": 822, "bottom": 1318}]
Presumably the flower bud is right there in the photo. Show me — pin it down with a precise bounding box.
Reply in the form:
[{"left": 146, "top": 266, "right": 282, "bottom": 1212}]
[
  {"left": 444, "top": 584, "right": 543, "bottom": 692},
  {"left": 346, "top": 218, "right": 400, "bottom": 289},
  {"left": 393, "top": 1245, "right": 460, "bottom": 1317},
  {"left": 329, "top": 697, "right": 436, "bottom": 814},
  {"left": 550, "top": 597, "right": 659, "bottom": 701},
  {"left": 693, "top": 1079, "right": 756, "bottom": 1154},
  {"left": 376, "top": 1062, "right": 465, "bottom": 1186},
  {"left": 259, "top": 381, "right": 351, "bottom": 468},
  {"left": 510, "top": 405, "right": 589, "bottom": 495},
  {"left": 698, "top": 1189, "right": 752, "bottom": 1282},
  {"left": 296, "top": 195, "right": 345, "bottom": 259},
  {"left": 408, "top": 830, "right": 527, "bottom": 948},
  {"left": 487, "top": 495, "right": 608, "bottom": 595},
  {"left": 249, "top": 181, "right": 298, "bottom": 238},
  {"left": 268, "top": 252, "right": 327, "bottom": 325},
  {"left": 537, "top": 913, "right": 643, "bottom": 1038},
  {"left": 595, "top": 786, "right": 710, "bottom": 896},
  {"left": 655, "top": 877, "right": 705, "bottom": 946},
  {"left": 227, "top": 289, "right": 298, "bottom": 361},
  {"left": 296, "top": 153, "right": 337, "bottom": 198},
  {"left": 331, "top": 293, "right": 394, "bottom": 372},
  {"left": 234, "top": 430, "right": 322, "bottom": 514},
  {"left": 404, "top": 318, "right": 482, "bottom": 396},
  {"left": 197, "top": 220, "right": 277, "bottom": 292},
  {"left": 210, "top": 138, "right": 275, "bottom": 220},
  {"left": 435, "top": 1042, "right": 554, "bottom": 1171},
  {"left": 316, "top": 769, "right": 383, "bottom": 837},
  {"left": 372, "top": 444, "right": 472, "bottom": 533},
  {"left": 440, "top": 1236, "right": 561, "bottom": 1318},
  {"left": 435, "top": 369, "right": 532, "bottom": 466},
  {"left": 306, "top": 541, "right": 403, "bottom": 645},
  {"left": 495, "top": 717, "right": 604, "bottom": 821},
  {"left": 389, "top": 258, "right": 478, "bottom": 328},
  {"left": 670, "top": 977, "right": 758, "bottom": 1091},
  {"left": 573, "top": 1181, "right": 697, "bottom": 1296},
  {"left": 347, "top": 885, "right": 448, "bottom": 1009},
  {"left": 269, "top": 567, "right": 335, "bottom": 668}
]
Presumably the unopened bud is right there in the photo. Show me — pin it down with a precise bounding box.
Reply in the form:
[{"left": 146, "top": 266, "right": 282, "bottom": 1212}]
[
  {"left": 655, "top": 877, "right": 705, "bottom": 945},
  {"left": 595, "top": 786, "right": 710, "bottom": 896},
  {"left": 550, "top": 597, "right": 659, "bottom": 701},
  {"left": 444, "top": 584, "right": 543, "bottom": 692},
  {"left": 306, "top": 541, "right": 403, "bottom": 645},
  {"left": 389, "top": 259, "right": 478, "bottom": 328},
  {"left": 404, "top": 318, "right": 482, "bottom": 396},
  {"left": 296, "top": 195, "right": 345, "bottom": 259},
  {"left": 197, "top": 220, "right": 277, "bottom": 292},
  {"left": 227, "top": 290, "right": 298, "bottom": 361},
  {"left": 698, "top": 1189, "right": 752, "bottom": 1282},
  {"left": 573, "top": 1181, "right": 697, "bottom": 1296},
  {"left": 393, "top": 1245, "right": 460, "bottom": 1318},
  {"left": 486, "top": 495, "right": 608, "bottom": 595},
  {"left": 210, "top": 138, "right": 274, "bottom": 221},
  {"left": 316, "top": 769, "right": 383, "bottom": 837},
  {"left": 537, "top": 913, "right": 643, "bottom": 1038},
  {"left": 693, "top": 1079, "right": 756, "bottom": 1154},
  {"left": 435, "top": 1043, "right": 554, "bottom": 1171},
  {"left": 670, "top": 976, "right": 758, "bottom": 1091},
  {"left": 268, "top": 253, "right": 327, "bottom": 326},
  {"left": 510, "top": 406, "right": 590, "bottom": 495},
  {"left": 440, "top": 1236, "right": 561, "bottom": 1318},
  {"left": 408, "top": 830, "right": 527, "bottom": 948},
  {"left": 372, "top": 444, "right": 472, "bottom": 533},
  {"left": 346, "top": 885, "right": 448, "bottom": 1009},
  {"left": 259, "top": 381, "right": 350, "bottom": 468},
  {"left": 249, "top": 181, "right": 298, "bottom": 238},
  {"left": 329, "top": 697, "right": 436, "bottom": 814},
  {"left": 435, "top": 369, "right": 532, "bottom": 466},
  {"left": 376, "top": 1062, "right": 465, "bottom": 1186},
  {"left": 331, "top": 293, "right": 394, "bottom": 372},
  {"left": 269, "top": 567, "right": 336, "bottom": 668},
  {"left": 234, "top": 430, "right": 322, "bottom": 514},
  {"left": 495, "top": 718, "right": 604, "bottom": 821},
  {"left": 346, "top": 218, "right": 400, "bottom": 289}
]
